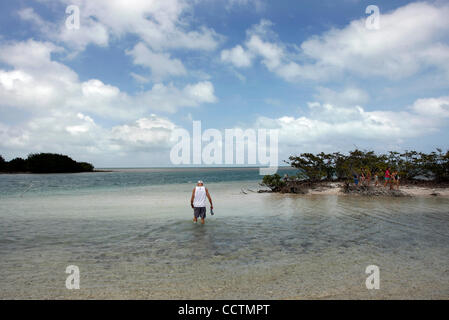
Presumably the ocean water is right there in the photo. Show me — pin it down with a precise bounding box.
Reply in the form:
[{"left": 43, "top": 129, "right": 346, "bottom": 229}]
[{"left": 0, "top": 168, "right": 448, "bottom": 299}]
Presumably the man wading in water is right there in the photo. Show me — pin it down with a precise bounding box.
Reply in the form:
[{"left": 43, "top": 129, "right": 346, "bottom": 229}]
[{"left": 191, "top": 180, "right": 213, "bottom": 224}]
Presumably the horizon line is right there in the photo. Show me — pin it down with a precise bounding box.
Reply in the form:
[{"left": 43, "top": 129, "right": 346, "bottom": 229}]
[{"left": 96, "top": 165, "right": 295, "bottom": 169}]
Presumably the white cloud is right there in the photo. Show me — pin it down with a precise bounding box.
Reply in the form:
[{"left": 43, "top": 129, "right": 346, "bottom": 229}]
[
  {"left": 126, "top": 42, "right": 186, "bottom": 80},
  {"left": 245, "top": 34, "right": 283, "bottom": 70},
  {"left": 411, "top": 96, "right": 449, "bottom": 118},
  {"left": 0, "top": 40, "right": 79, "bottom": 112},
  {"left": 221, "top": 19, "right": 283, "bottom": 71},
  {"left": 299, "top": 2, "right": 449, "bottom": 80},
  {"left": 2, "top": 110, "right": 106, "bottom": 153},
  {"left": 221, "top": 44, "right": 253, "bottom": 67},
  {"left": 314, "top": 87, "right": 369, "bottom": 107},
  {"left": 254, "top": 96, "right": 449, "bottom": 152},
  {"left": 0, "top": 111, "right": 180, "bottom": 160},
  {"left": 110, "top": 115, "right": 178, "bottom": 148},
  {"left": 18, "top": 7, "right": 109, "bottom": 53},
  {"left": 20, "top": 0, "right": 222, "bottom": 53},
  {"left": 0, "top": 40, "right": 217, "bottom": 119},
  {"left": 184, "top": 81, "right": 217, "bottom": 104},
  {"left": 0, "top": 39, "right": 65, "bottom": 69},
  {"left": 221, "top": 2, "right": 449, "bottom": 82},
  {"left": 0, "top": 39, "right": 218, "bottom": 164},
  {"left": 66, "top": 113, "right": 96, "bottom": 135},
  {"left": 135, "top": 81, "right": 217, "bottom": 113}
]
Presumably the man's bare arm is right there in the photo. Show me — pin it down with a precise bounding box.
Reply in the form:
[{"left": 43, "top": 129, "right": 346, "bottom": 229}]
[
  {"left": 206, "top": 188, "right": 213, "bottom": 209},
  {"left": 190, "top": 188, "right": 195, "bottom": 208}
]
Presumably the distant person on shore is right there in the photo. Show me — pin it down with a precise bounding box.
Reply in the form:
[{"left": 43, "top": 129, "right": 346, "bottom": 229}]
[
  {"left": 374, "top": 172, "right": 379, "bottom": 187},
  {"left": 190, "top": 180, "right": 213, "bottom": 224},
  {"left": 360, "top": 168, "right": 366, "bottom": 185},
  {"left": 384, "top": 167, "right": 391, "bottom": 188},
  {"left": 353, "top": 173, "right": 359, "bottom": 186},
  {"left": 365, "top": 167, "right": 371, "bottom": 185},
  {"left": 392, "top": 171, "right": 400, "bottom": 190},
  {"left": 390, "top": 171, "right": 397, "bottom": 190}
]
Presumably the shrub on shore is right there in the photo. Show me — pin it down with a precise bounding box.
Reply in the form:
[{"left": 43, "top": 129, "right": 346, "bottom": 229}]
[
  {"left": 262, "top": 174, "right": 286, "bottom": 192},
  {"left": 0, "top": 153, "right": 94, "bottom": 173},
  {"left": 261, "top": 148, "right": 449, "bottom": 192}
]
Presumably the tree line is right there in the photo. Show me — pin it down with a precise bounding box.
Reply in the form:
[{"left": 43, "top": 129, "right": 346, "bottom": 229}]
[
  {"left": 0, "top": 153, "right": 94, "bottom": 173},
  {"left": 262, "top": 149, "right": 449, "bottom": 191}
]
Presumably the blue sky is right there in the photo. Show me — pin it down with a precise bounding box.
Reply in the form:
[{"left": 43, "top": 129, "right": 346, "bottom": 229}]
[{"left": 0, "top": 0, "right": 449, "bottom": 167}]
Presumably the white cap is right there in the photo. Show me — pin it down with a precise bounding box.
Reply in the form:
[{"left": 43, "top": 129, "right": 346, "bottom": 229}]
[{"left": 198, "top": 180, "right": 203, "bottom": 184}]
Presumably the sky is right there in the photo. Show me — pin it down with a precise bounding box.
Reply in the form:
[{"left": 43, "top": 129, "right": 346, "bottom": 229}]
[{"left": 0, "top": 0, "right": 449, "bottom": 167}]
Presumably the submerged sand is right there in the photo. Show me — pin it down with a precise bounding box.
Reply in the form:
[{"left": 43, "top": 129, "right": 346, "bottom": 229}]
[{"left": 1, "top": 180, "right": 448, "bottom": 299}]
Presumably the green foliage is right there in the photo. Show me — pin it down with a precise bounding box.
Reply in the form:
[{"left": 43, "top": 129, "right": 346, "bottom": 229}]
[
  {"left": 78, "top": 162, "right": 94, "bottom": 172},
  {"left": 7, "top": 157, "right": 27, "bottom": 172},
  {"left": 0, "top": 153, "right": 94, "bottom": 173},
  {"left": 286, "top": 152, "right": 330, "bottom": 182},
  {"left": 0, "top": 155, "right": 5, "bottom": 171},
  {"left": 418, "top": 149, "right": 449, "bottom": 182},
  {"left": 282, "top": 149, "right": 449, "bottom": 182},
  {"left": 261, "top": 173, "right": 286, "bottom": 192},
  {"left": 26, "top": 153, "right": 94, "bottom": 173}
]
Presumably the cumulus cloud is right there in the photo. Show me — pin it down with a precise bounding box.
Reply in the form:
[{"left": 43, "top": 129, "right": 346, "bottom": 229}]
[
  {"left": 411, "top": 96, "right": 449, "bottom": 118},
  {"left": 221, "top": 2, "right": 449, "bottom": 82},
  {"left": 299, "top": 2, "right": 449, "bottom": 80},
  {"left": 19, "top": 0, "right": 222, "bottom": 53},
  {"left": 254, "top": 96, "right": 449, "bottom": 153},
  {"left": 110, "top": 115, "right": 179, "bottom": 149},
  {"left": 0, "top": 109, "right": 181, "bottom": 163},
  {"left": 126, "top": 42, "right": 186, "bottom": 80},
  {"left": 221, "top": 45, "right": 253, "bottom": 67},
  {"left": 135, "top": 81, "right": 217, "bottom": 113},
  {"left": 1, "top": 111, "right": 107, "bottom": 153},
  {"left": 18, "top": 7, "right": 109, "bottom": 53},
  {"left": 0, "top": 40, "right": 217, "bottom": 119},
  {"left": 314, "top": 87, "right": 370, "bottom": 107},
  {"left": 0, "top": 39, "right": 216, "bottom": 164}
]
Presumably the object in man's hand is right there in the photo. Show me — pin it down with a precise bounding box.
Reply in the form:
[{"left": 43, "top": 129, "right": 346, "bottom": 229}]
[{"left": 210, "top": 208, "right": 214, "bottom": 215}]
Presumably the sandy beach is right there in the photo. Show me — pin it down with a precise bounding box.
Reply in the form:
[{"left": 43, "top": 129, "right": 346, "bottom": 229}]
[{"left": 307, "top": 183, "right": 449, "bottom": 197}]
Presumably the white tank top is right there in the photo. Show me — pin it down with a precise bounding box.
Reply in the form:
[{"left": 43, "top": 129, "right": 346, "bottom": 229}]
[{"left": 193, "top": 186, "right": 207, "bottom": 207}]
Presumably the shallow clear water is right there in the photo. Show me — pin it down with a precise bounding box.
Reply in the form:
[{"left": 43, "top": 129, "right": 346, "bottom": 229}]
[
  {"left": 0, "top": 169, "right": 448, "bottom": 299},
  {"left": 0, "top": 167, "right": 294, "bottom": 197}
]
